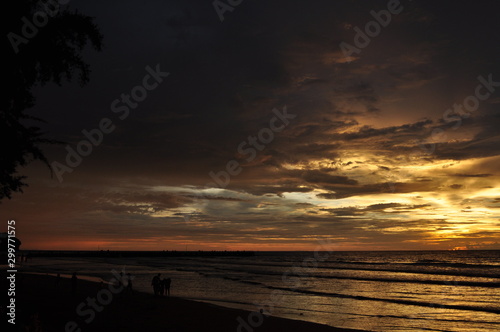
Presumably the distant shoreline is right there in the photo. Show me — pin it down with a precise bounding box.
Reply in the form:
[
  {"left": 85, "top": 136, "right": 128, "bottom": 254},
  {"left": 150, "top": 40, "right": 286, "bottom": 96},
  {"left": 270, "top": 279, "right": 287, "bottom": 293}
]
[
  {"left": 14, "top": 250, "right": 256, "bottom": 258},
  {"left": 17, "top": 249, "right": 500, "bottom": 253},
  {"left": 7, "top": 248, "right": 500, "bottom": 259}
]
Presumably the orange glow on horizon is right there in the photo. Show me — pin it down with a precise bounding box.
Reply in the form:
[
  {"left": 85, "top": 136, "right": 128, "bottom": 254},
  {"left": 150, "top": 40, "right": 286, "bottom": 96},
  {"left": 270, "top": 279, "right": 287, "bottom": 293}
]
[{"left": 20, "top": 238, "right": 493, "bottom": 251}]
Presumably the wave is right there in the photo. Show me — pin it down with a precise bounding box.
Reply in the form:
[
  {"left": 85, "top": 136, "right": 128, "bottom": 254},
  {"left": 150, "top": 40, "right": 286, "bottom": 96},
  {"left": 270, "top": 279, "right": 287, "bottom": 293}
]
[
  {"left": 178, "top": 257, "right": 500, "bottom": 278},
  {"left": 410, "top": 260, "right": 499, "bottom": 269},
  {"left": 193, "top": 296, "right": 500, "bottom": 326},
  {"left": 271, "top": 263, "right": 497, "bottom": 278},
  {"left": 207, "top": 273, "right": 500, "bottom": 314},
  {"left": 264, "top": 285, "right": 500, "bottom": 314},
  {"left": 212, "top": 266, "right": 500, "bottom": 288},
  {"left": 314, "top": 264, "right": 500, "bottom": 279}
]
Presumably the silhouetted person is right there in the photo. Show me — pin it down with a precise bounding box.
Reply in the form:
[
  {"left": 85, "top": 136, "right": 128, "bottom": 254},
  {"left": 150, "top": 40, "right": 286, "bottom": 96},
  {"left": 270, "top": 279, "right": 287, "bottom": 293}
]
[
  {"left": 151, "top": 273, "right": 161, "bottom": 296},
  {"left": 118, "top": 272, "right": 125, "bottom": 299},
  {"left": 163, "top": 278, "right": 171, "bottom": 296},
  {"left": 71, "top": 272, "right": 78, "bottom": 296},
  {"left": 159, "top": 277, "right": 165, "bottom": 296},
  {"left": 118, "top": 272, "right": 124, "bottom": 288},
  {"left": 126, "top": 273, "right": 133, "bottom": 292}
]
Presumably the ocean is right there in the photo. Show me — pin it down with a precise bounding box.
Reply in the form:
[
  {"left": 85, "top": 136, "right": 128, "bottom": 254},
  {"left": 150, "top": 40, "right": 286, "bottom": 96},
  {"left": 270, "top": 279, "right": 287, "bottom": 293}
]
[{"left": 23, "top": 250, "right": 500, "bottom": 331}]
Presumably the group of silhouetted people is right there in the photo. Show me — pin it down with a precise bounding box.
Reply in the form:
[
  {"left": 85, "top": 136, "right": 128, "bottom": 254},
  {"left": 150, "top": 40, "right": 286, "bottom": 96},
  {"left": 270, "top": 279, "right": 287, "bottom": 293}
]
[{"left": 151, "top": 273, "right": 171, "bottom": 296}]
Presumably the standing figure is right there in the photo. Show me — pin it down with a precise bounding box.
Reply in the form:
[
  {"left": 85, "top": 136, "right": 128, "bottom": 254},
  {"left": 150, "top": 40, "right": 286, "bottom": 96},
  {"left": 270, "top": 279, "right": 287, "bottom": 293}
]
[
  {"left": 151, "top": 273, "right": 161, "bottom": 296},
  {"left": 118, "top": 271, "right": 125, "bottom": 299},
  {"left": 164, "top": 278, "right": 171, "bottom": 296},
  {"left": 126, "top": 273, "right": 133, "bottom": 292},
  {"left": 118, "top": 272, "right": 124, "bottom": 288},
  {"left": 159, "top": 277, "right": 165, "bottom": 296}
]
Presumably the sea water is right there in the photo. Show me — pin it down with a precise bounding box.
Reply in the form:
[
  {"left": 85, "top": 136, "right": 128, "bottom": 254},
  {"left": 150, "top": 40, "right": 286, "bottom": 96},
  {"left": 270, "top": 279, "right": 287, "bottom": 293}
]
[{"left": 23, "top": 250, "right": 500, "bottom": 331}]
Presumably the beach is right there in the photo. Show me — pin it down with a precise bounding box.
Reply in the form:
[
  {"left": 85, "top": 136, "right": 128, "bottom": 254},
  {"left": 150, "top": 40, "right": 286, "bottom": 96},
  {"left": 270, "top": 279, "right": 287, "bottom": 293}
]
[{"left": 13, "top": 273, "right": 370, "bottom": 332}]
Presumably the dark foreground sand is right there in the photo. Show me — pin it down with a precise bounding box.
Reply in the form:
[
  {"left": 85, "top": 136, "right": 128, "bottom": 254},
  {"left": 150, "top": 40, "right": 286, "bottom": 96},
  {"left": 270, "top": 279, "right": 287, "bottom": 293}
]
[{"left": 11, "top": 273, "right": 371, "bottom": 332}]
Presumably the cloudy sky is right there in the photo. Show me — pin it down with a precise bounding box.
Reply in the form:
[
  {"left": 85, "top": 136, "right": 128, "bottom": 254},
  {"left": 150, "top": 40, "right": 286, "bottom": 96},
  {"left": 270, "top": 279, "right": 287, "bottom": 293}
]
[{"left": 4, "top": 0, "right": 500, "bottom": 250}]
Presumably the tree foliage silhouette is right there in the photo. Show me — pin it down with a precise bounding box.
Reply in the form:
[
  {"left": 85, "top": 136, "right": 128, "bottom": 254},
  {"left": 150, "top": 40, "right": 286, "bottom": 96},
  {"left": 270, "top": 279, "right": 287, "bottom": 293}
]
[{"left": 2, "top": 1, "right": 103, "bottom": 200}]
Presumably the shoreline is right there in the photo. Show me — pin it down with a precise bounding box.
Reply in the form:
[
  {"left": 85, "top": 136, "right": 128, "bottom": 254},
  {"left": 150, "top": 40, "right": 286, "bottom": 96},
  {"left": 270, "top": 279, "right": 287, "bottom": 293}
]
[{"left": 12, "top": 273, "right": 372, "bottom": 332}]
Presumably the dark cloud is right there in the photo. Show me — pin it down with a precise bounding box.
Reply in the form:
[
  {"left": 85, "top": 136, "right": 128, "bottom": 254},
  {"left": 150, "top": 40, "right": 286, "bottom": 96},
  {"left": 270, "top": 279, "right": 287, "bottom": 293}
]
[
  {"left": 320, "top": 203, "right": 432, "bottom": 217},
  {"left": 289, "top": 170, "right": 358, "bottom": 186},
  {"left": 4, "top": 0, "right": 500, "bottom": 250},
  {"left": 453, "top": 173, "right": 493, "bottom": 178},
  {"left": 316, "top": 180, "right": 438, "bottom": 200},
  {"left": 333, "top": 119, "right": 433, "bottom": 141}
]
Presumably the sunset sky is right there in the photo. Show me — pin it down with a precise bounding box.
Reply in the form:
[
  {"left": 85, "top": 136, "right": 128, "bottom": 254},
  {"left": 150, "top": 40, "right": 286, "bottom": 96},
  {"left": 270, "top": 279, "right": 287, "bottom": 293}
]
[{"left": 3, "top": 0, "right": 500, "bottom": 251}]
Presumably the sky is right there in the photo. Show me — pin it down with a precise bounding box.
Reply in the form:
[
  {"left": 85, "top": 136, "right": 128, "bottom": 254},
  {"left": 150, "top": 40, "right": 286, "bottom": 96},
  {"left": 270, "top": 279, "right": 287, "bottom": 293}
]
[{"left": 3, "top": 0, "right": 500, "bottom": 251}]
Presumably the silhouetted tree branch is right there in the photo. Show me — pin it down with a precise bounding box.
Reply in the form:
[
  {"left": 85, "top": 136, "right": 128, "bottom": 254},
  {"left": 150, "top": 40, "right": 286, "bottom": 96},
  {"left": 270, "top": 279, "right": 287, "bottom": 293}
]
[{"left": 1, "top": 1, "right": 103, "bottom": 200}]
